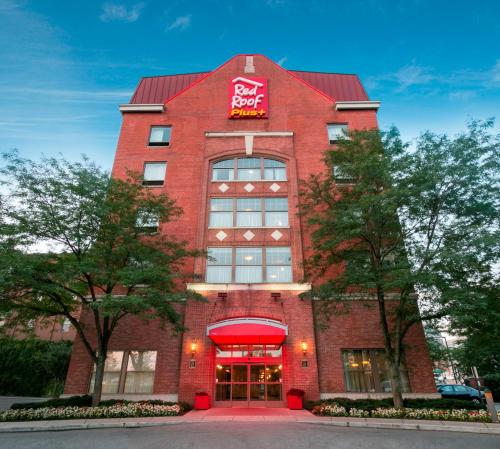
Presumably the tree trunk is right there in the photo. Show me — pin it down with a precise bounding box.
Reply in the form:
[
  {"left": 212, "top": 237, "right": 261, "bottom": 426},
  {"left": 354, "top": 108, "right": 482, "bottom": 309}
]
[
  {"left": 92, "top": 352, "right": 107, "bottom": 407},
  {"left": 390, "top": 360, "right": 404, "bottom": 409}
]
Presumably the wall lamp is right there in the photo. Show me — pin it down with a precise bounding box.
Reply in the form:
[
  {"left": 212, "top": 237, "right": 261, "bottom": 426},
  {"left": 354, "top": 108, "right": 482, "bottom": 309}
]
[
  {"left": 271, "top": 292, "right": 281, "bottom": 301},
  {"left": 190, "top": 342, "right": 197, "bottom": 357},
  {"left": 301, "top": 340, "right": 308, "bottom": 356},
  {"left": 217, "top": 292, "right": 228, "bottom": 301}
]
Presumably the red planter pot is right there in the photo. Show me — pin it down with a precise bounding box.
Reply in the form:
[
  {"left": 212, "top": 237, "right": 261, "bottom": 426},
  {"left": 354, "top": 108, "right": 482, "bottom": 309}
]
[
  {"left": 287, "top": 395, "right": 303, "bottom": 410},
  {"left": 194, "top": 395, "right": 210, "bottom": 410}
]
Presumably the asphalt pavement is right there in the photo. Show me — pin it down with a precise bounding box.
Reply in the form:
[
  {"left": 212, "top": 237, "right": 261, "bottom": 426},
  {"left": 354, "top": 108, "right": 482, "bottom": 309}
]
[{"left": 0, "top": 422, "right": 499, "bottom": 449}]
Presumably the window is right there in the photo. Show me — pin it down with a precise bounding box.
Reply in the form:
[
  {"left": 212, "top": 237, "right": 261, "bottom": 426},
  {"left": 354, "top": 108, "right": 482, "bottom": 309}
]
[
  {"left": 208, "top": 197, "right": 289, "bottom": 228},
  {"left": 211, "top": 157, "right": 287, "bottom": 181},
  {"left": 89, "top": 351, "right": 157, "bottom": 394},
  {"left": 332, "top": 166, "right": 355, "bottom": 184},
  {"left": 206, "top": 247, "right": 292, "bottom": 283},
  {"left": 143, "top": 162, "right": 166, "bottom": 186},
  {"left": 135, "top": 209, "right": 160, "bottom": 232},
  {"left": 206, "top": 247, "right": 232, "bottom": 283},
  {"left": 213, "top": 159, "right": 234, "bottom": 181},
  {"left": 327, "top": 124, "right": 348, "bottom": 144},
  {"left": 124, "top": 351, "right": 157, "bottom": 393},
  {"left": 148, "top": 126, "right": 171, "bottom": 146},
  {"left": 342, "top": 349, "right": 410, "bottom": 393},
  {"left": 266, "top": 247, "right": 292, "bottom": 282}
]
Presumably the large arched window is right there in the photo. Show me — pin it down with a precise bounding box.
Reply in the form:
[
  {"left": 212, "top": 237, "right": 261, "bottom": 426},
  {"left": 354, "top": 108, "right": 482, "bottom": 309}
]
[{"left": 212, "top": 157, "right": 286, "bottom": 181}]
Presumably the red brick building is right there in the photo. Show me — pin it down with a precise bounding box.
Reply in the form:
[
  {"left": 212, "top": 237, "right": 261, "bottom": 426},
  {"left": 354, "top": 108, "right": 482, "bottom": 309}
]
[{"left": 64, "top": 54, "right": 437, "bottom": 405}]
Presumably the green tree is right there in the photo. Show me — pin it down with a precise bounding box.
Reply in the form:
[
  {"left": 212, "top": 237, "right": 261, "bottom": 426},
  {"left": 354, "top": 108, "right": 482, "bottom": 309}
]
[
  {"left": 0, "top": 151, "right": 201, "bottom": 406},
  {"left": 299, "top": 121, "right": 499, "bottom": 408}
]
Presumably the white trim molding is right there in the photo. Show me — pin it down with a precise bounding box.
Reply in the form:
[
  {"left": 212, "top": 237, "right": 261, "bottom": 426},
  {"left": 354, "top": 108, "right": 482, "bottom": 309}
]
[
  {"left": 205, "top": 131, "right": 293, "bottom": 137},
  {"left": 119, "top": 104, "right": 165, "bottom": 112},
  {"left": 335, "top": 101, "right": 381, "bottom": 111},
  {"left": 187, "top": 282, "right": 311, "bottom": 293}
]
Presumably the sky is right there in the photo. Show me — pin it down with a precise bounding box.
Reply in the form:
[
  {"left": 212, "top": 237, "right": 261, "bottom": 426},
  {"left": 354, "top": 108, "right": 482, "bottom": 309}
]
[{"left": 0, "top": 0, "right": 499, "bottom": 169}]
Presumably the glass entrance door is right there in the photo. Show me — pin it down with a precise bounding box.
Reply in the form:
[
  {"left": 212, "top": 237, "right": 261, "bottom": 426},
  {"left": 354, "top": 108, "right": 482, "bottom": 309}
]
[{"left": 215, "top": 363, "right": 283, "bottom": 407}]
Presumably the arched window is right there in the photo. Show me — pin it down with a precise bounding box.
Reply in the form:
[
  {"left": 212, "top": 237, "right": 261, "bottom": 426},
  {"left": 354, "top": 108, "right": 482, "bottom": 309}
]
[{"left": 211, "top": 157, "right": 287, "bottom": 181}]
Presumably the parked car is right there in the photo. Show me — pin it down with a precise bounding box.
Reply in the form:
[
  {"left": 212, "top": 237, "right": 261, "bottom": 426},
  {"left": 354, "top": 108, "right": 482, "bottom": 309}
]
[{"left": 437, "top": 384, "right": 484, "bottom": 404}]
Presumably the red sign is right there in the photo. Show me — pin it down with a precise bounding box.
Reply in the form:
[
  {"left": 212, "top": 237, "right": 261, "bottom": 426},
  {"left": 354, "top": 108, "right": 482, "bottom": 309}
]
[{"left": 228, "top": 77, "right": 268, "bottom": 119}]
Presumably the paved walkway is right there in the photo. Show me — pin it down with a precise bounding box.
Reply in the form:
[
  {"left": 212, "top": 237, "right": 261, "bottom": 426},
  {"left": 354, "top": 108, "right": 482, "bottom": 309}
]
[{"left": 0, "top": 408, "right": 499, "bottom": 434}]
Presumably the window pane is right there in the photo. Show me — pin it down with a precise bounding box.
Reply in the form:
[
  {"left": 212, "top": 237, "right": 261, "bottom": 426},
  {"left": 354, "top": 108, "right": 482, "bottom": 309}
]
[
  {"left": 236, "top": 248, "right": 262, "bottom": 265},
  {"left": 216, "top": 364, "right": 231, "bottom": 382},
  {"left": 124, "top": 351, "right": 156, "bottom": 394},
  {"left": 211, "top": 198, "right": 233, "bottom": 211},
  {"left": 238, "top": 158, "right": 260, "bottom": 168},
  {"left": 342, "top": 350, "right": 375, "bottom": 393},
  {"left": 127, "top": 351, "right": 156, "bottom": 372},
  {"left": 213, "top": 168, "right": 234, "bottom": 181},
  {"left": 149, "top": 126, "right": 171, "bottom": 144},
  {"left": 264, "top": 159, "right": 285, "bottom": 168},
  {"left": 266, "top": 247, "right": 291, "bottom": 265},
  {"left": 207, "top": 248, "right": 232, "bottom": 265},
  {"left": 237, "top": 159, "right": 261, "bottom": 181},
  {"left": 236, "top": 212, "right": 262, "bottom": 227},
  {"left": 213, "top": 159, "right": 234, "bottom": 169},
  {"left": 328, "top": 124, "right": 348, "bottom": 142},
  {"left": 136, "top": 210, "right": 160, "bottom": 230},
  {"left": 265, "top": 212, "right": 288, "bottom": 227},
  {"left": 264, "top": 198, "right": 288, "bottom": 211},
  {"left": 235, "top": 266, "right": 262, "bottom": 283},
  {"left": 206, "top": 266, "right": 232, "bottom": 283},
  {"left": 209, "top": 212, "right": 233, "bottom": 227},
  {"left": 266, "top": 265, "right": 292, "bottom": 282},
  {"left": 375, "top": 351, "right": 410, "bottom": 393},
  {"left": 237, "top": 198, "right": 261, "bottom": 211},
  {"left": 264, "top": 168, "right": 286, "bottom": 181},
  {"left": 124, "top": 372, "right": 154, "bottom": 393},
  {"left": 143, "top": 162, "right": 166, "bottom": 182},
  {"left": 89, "top": 351, "right": 123, "bottom": 395}
]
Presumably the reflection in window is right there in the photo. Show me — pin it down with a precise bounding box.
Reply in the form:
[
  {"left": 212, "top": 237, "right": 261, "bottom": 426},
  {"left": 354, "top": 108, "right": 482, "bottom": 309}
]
[
  {"left": 206, "top": 248, "right": 232, "bottom": 283},
  {"left": 211, "top": 158, "right": 287, "bottom": 181},
  {"left": 124, "top": 351, "right": 156, "bottom": 394},
  {"left": 266, "top": 247, "right": 292, "bottom": 282},
  {"left": 236, "top": 198, "right": 262, "bottom": 227},
  {"left": 235, "top": 247, "right": 263, "bottom": 283},
  {"left": 237, "top": 158, "right": 261, "bottom": 181}
]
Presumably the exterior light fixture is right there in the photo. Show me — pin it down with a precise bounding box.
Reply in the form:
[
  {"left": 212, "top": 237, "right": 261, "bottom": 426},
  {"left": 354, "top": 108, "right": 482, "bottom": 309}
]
[
  {"left": 190, "top": 342, "right": 197, "bottom": 357},
  {"left": 301, "top": 340, "right": 308, "bottom": 355},
  {"left": 217, "top": 292, "right": 227, "bottom": 301},
  {"left": 271, "top": 292, "right": 281, "bottom": 301}
]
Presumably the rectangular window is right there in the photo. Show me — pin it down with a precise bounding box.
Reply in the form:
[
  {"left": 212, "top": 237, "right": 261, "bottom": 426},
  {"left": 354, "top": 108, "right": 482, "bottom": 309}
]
[
  {"left": 124, "top": 351, "right": 157, "bottom": 394},
  {"left": 264, "top": 159, "right": 286, "bottom": 181},
  {"left": 235, "top": 247, "right": 263, "bottom": 283},
  {"left": 209, "top": 198, "right": 233, "bottom": 228},
  {"left": 212, "top": 160, "right": 234, "bottom": 181},
  {"left": 264, "top": 198, "right": 289, "bottom": 227},
  {"left": 237, "top": 158, "right": 261, "bottom": 181},
  {"left": 342, "top": 349, "right": 410, "bottom": 393},
  {"left": 206, "top": 247, "right": 292, "bottom": 283},
  {"left": 332, "top": 166, "right": 355, "bottom": 184},
  {"left": 89, "top": 351, "right": 157, "bottom": 395},
  {"left": 206, "top": 247, "right": 232, "bottom": 283},
  {"left": 266, "top": 247, "right": 292, "bottom": 282},
  {"left": 135, "top": 209, "right": 160, "bottom": 233},
  {"left": 236, "top": 198, "right": 262, "bottom": 227},
  {"left": 149, "top": 126, "right": 171, "bottom": 146},
  {"left": 143, "top": 162, "right": 167, "bottom": 186},
  {"left": 327, "top": 124, "right": 348, "bottom": 144}
]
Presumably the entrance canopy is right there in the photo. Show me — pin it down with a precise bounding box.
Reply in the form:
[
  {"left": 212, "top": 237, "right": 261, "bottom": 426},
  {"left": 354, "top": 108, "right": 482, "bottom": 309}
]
[{"left": 207, "top": 318, "right": 288, "bottom": 345}]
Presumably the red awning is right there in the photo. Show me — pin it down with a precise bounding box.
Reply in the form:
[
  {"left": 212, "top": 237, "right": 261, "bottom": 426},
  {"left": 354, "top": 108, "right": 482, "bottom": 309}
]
[{"left": 207, "top": 318, "right": 288, "bottom": 345}]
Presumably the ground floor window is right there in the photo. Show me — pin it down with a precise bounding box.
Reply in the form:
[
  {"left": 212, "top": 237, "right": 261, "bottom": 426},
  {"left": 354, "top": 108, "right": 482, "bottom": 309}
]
[
  {"left": 89, "top": 350, "right": 157, "bottom": 394},
  {"left": 342, "top": 349, "right": 410, "bottom": 393}
]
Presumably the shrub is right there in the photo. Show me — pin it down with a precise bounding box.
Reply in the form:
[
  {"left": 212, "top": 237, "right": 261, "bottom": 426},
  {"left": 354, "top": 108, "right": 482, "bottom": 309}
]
[
  {"left": 11, "top": 395, "right": 92, "bottom": 410},
  {"left": 0, "top": 337, "right": 72, "bottom": 397},
  {"left": 483, "top": 373, "right": 500, "bottom": 401}
]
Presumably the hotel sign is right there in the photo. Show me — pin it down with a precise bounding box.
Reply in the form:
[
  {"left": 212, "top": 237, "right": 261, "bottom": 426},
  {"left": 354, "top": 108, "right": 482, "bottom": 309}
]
[{"left": 229, "top": 77, "right": 268, "bottom": 119}]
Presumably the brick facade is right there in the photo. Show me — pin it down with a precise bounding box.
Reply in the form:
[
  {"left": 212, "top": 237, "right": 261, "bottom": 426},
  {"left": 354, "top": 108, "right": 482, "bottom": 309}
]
[{"left": 64, "top": 54, "right": 437, "bottom": 405}]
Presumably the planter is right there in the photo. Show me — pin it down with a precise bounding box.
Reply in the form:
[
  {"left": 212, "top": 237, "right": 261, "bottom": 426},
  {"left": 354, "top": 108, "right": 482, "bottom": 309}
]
[
  {"left": 194, "top": 394, "right": 210, "bottom": 410},
  {"left": 287, "top": 394, "right": 303, "bottom": 410}
]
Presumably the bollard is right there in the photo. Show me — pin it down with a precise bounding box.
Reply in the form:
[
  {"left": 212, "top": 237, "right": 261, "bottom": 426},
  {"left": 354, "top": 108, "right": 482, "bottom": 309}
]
[{"left": 484, "top": 390, "right": 498, "bottom": 423}]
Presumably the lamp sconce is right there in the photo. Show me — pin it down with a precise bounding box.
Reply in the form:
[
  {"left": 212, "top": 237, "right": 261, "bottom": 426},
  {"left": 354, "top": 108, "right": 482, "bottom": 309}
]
[
  {"left": 190, "top": 342, "right": 197, "bottom": 357},
  {"left": 301, "top": 340, "right": 308, "bottom": 356},
  {"left": 217, "top": 292, "right": 227, "bottom": 301},
  {"left": 271, "top": 292, "right": 281, "bottom": 301}
]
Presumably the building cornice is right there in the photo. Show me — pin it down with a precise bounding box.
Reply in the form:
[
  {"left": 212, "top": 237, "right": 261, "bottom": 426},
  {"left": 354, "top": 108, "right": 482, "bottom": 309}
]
[
  {"left": 187, "top": 283, "right": 311, "bottom": 292},
  {"left": 119, "top": 104, "right": 165, "bottom": 112},
  {"left": 335, "top": 101, "right": 381, "bottom": 111}
]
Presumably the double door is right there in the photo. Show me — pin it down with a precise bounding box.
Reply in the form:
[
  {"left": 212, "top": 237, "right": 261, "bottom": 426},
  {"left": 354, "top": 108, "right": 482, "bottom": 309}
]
[{"left": 215, "top": 362, "right": 283, "bottom": 407}]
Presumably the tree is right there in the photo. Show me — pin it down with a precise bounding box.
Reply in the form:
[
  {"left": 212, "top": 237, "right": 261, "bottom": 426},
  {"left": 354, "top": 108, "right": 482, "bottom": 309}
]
[
  {"left": 0, "top": 151, "right": 201, "bottom": 405},
  {"left": 299, "top": 121, "right": 499, "bottom": 408}
]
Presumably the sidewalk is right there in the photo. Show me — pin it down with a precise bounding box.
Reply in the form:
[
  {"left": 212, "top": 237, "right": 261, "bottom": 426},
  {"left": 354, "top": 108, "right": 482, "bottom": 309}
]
[{"left": 0, "top": 408, "right": 499, "bottom": 434}]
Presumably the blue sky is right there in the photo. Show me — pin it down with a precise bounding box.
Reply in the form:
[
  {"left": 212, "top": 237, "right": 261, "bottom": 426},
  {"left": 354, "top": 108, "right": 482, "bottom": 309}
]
[{"left": 1, "top": 0, "right": 499, "bottom": 169}]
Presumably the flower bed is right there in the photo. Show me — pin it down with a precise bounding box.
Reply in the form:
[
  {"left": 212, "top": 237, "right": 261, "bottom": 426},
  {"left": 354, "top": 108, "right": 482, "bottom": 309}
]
[
  {"left": 0, "top": 402, "right": 183, "bottom": 422},
  {"left": 313, "top": 402, "right": 499, "bottom": 423}
]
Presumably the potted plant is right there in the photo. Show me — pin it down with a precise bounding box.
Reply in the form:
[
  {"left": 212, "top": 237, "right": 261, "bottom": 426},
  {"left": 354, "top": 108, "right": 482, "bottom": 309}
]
[
  {"left": 194, "top": 392, "right": 210, "bottom": 410},
  {"left": 287, "top": 388, "right": 305, "bottom": 410}
]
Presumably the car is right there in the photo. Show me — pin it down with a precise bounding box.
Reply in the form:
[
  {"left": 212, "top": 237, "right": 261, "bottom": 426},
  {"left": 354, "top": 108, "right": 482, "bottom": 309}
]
[{"left": 437, "top": 384, "right": 484, "bottom": 404}]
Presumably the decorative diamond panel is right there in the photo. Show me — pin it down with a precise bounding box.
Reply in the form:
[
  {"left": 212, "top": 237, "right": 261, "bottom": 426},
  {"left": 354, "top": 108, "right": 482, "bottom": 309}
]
[
  {"left": 243, "top": 230, "right": 255, "bottom": 241},
  {"left": 216, "top": 230, "right": 228, "bottom": 241},
  {"left": 218, "top": 183, "right": 229, "bottom": 193},
  {"left": 270, "top": 183, "right": 281, "bottom": 192},
  {"left": 271, "top": 230, "right": 283, "bottom": 241},
  {"left": 244, "top": 183, "right": 255, "bottom": 192}
]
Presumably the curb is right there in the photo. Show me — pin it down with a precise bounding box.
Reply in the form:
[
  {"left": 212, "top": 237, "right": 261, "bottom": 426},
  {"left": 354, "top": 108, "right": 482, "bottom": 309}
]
[{"left": 0, "top": 418, "right": 499, "bottom": 434}]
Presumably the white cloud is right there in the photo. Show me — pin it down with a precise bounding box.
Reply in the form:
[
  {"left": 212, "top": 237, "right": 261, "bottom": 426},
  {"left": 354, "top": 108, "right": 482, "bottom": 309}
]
[
  {"left": 277, "top": 57, "right": 287, "bottom": 66},
  {"left": 99, "top": 2, "right": 144, "bottom": 23},
  {"left": 166, "top": 14, "right": 191, "bottom": 31},
  {"left": 394, "top": 64, "right": 434, "bottom": 91}
]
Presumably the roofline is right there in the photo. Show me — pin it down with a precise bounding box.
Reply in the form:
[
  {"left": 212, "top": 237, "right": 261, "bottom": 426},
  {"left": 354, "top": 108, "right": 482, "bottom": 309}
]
[
  {"left": 139, "top": 71, "right": 210, "bottom": 79},
  {"left": 288, "top": 69, "right": 360, "bottom": 76}
]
